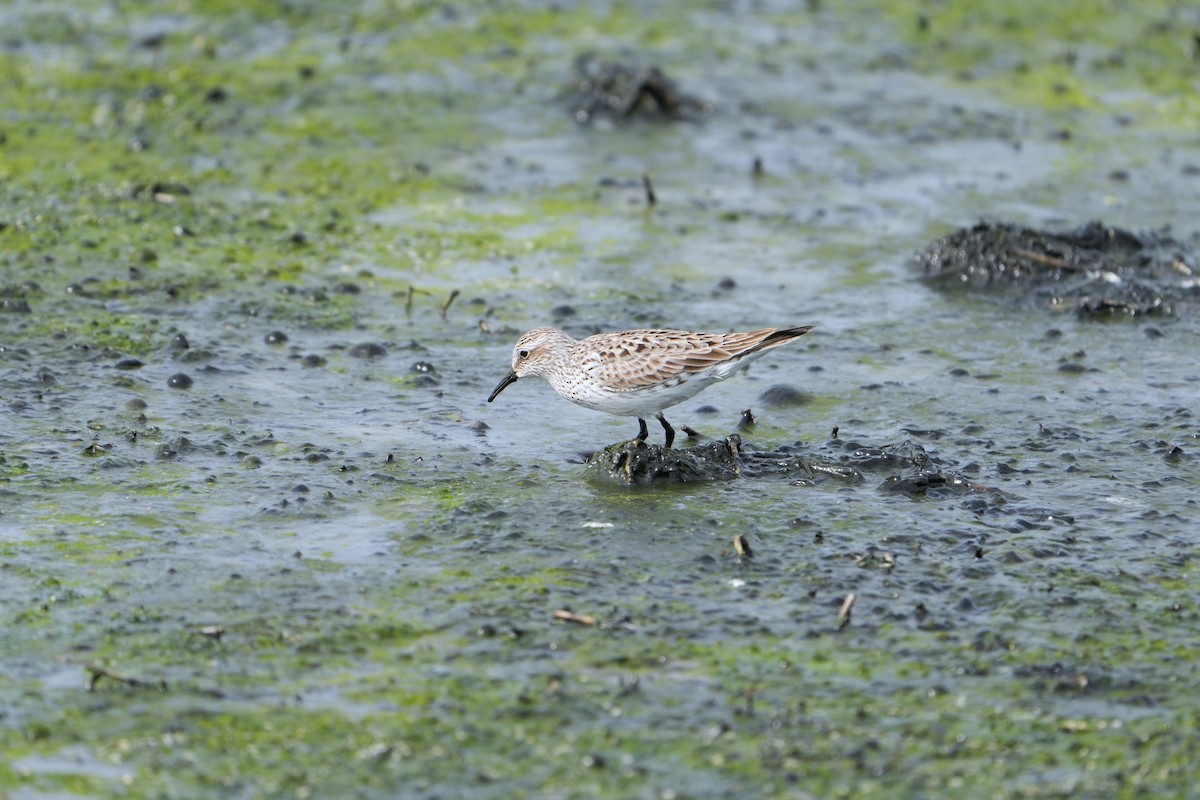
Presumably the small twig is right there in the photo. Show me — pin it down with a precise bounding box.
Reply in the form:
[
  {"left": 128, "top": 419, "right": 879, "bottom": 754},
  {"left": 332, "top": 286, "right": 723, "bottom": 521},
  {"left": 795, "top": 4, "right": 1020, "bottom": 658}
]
[
  {"left": 86, "top": 663, "right": 168, "bottom": 692},
  {"left": 837, "top": 592, "right": 856, "bottom": 630},
  {"left": 554, "top": 609, "right": 597, "bottom": 626},
  {"left": 743, "top": 687, "right": 758, "bottom": 717},
  {"left": 642, "top": 173, "right": 656, "bottom": 206},
  {"left": 404, "top": 285, "right": 415, "bottom": 316},
  {"left": 440, "top": 289, "right": 460, "bottom": 319}
]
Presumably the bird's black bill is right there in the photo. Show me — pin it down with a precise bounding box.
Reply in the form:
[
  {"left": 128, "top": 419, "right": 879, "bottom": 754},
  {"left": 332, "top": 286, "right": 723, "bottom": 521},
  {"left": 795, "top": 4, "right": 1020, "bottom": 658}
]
[{"left": 487, "top": 371, "right": 519, "bottom": 402}]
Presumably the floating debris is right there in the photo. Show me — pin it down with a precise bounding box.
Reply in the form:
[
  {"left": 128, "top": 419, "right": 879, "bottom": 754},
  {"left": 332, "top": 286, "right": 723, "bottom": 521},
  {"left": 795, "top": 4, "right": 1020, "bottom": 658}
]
[
  {"left": 198, "top": 625, "right": 225, "bottom": 641},
  {"left": 568, "top": 53, "right": 714, "bottom": 123},
  {"left": 554, "top": 609, "right": 596, "bottom": 626},
  {"left": 733, "top": 534, "right": 754, "bottom": 559}
]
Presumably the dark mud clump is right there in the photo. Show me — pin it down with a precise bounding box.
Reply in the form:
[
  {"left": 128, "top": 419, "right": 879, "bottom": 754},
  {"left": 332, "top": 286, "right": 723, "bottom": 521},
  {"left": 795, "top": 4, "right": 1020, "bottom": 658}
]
[
  {"left": 916, "top": 220, "right": 1200, "bottom": 317},
  {"left": 583, "top": 435, "right": 742, "bottom": 485},
  {"left": 568, "top": 53, "right": 714, "bottom": 124},
  {"left": 1, "top": 283, "right": 37, "bottom": 313},
  {"left": 740, "top": 437, "right": 983, "bottom": 496},
  {"left": 584, "top": 433, "right": 993, "bottom": 500},
  {"left": 773, "top": 435, "right": 1080, "bottom": 530},
  {"left": 757, "top": 384, "right": 811, "bottom": 407}
]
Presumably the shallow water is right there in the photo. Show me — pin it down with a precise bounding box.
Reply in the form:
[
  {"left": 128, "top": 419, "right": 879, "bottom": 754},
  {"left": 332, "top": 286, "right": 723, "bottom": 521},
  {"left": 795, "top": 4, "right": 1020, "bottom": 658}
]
[{"left": 2, "top": 0, "right": 1199, "bottom": 797}]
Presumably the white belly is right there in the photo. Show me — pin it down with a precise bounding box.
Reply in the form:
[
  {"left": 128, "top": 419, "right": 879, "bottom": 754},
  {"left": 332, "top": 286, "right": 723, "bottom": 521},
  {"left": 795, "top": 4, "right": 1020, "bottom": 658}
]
[{"left": 554, "top": 372, "right": 715, "bottom": 417}]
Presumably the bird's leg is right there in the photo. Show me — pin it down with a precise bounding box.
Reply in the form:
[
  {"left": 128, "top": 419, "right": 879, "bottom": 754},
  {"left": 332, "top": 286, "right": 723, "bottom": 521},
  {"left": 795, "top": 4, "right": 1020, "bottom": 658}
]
[
  {"left": 656, "top": 413, "right": 675, "bottom": 449},
  {"left": 635, "top": 417, "right": 649, "bottom": 445}
]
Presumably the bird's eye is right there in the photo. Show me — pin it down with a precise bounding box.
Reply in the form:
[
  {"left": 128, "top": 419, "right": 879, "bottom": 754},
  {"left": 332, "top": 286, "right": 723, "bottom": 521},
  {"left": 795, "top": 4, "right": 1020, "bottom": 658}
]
[{"left": 517, "top": 349, "right": 530, "bottom": 360}]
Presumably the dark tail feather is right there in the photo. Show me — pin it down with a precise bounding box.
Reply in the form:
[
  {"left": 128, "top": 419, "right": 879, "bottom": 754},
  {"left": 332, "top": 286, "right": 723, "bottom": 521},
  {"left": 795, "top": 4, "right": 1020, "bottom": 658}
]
[{"left": 763, "top": 325, "right": 814, "bottom": 347}]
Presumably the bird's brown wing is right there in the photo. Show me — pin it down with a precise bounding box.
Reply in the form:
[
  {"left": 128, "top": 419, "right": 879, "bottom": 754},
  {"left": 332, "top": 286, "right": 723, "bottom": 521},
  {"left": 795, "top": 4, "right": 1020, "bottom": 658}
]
[{"left": 579, "top": 328, "right": 801, "bottom": 390}]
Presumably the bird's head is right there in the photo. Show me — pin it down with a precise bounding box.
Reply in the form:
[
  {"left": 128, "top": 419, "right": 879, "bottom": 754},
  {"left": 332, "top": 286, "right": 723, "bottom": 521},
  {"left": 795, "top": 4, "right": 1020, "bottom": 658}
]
[{"left": 487, "top": 326, "right": 575, "bottom": 402}]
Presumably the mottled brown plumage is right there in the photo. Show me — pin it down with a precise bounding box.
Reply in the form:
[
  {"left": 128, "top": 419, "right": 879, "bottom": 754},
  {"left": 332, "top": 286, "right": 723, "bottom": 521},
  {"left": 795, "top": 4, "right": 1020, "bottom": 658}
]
[{"left": 488, "top": 325, "right": 814, "bottom": 446}]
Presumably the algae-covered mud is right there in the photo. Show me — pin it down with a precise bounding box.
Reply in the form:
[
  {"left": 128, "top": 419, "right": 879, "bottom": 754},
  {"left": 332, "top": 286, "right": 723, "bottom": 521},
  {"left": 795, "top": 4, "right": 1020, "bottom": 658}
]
[{"left": 2, "top": 1, "right": 1198, "bottom": 798}]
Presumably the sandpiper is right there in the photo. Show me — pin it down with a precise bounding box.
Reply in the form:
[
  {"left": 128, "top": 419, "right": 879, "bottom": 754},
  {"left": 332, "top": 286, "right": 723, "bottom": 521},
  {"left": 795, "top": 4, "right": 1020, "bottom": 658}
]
[{"left": 487, "top": 325, "right": 814, "bottom": 447}]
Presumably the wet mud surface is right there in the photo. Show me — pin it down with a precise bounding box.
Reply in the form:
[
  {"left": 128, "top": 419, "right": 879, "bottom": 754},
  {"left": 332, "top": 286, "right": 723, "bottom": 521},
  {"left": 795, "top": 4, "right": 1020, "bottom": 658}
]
[{"left": 2, "top": 1, "right": 1199, "bottom": 798}]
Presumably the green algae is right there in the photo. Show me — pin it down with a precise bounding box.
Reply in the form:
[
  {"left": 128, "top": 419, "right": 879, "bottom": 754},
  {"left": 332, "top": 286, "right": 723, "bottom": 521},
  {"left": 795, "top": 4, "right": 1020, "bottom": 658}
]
[
  {"left": 7, "top": 520, "right": 1197, "bottom": 798},
  {"left": 4, "top": 0, "right": 1200, "bottom": 798},
  {"left": 857, "top": 0, "right": 1199, "bottom": 125}
]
